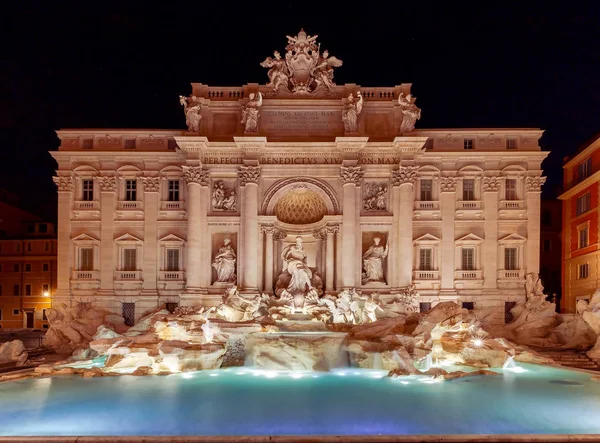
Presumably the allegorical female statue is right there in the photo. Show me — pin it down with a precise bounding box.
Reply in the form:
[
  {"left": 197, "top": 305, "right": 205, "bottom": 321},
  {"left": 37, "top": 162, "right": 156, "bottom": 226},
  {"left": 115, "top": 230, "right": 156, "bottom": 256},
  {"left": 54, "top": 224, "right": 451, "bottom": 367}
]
[
  {"left": 362, "top": 237, "right": 389, "bottom": 284},
  {"left": 281, "top": 236, "right": 314, "bottom": 294},
  {"left": 212, "top": 238, "right": 236, "bottom": 283},
  {"left": 241, "top": 92, "right": 263, "bottom": 133},
  {"left": 342, "top": 91, "right": 363, "bottom": 132}
]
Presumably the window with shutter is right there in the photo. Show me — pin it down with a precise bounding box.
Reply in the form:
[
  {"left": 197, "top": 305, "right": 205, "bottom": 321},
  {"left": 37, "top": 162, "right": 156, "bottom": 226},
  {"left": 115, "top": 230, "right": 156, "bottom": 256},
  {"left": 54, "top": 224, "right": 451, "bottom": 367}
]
[
  {"left": 80, "top": 248, "right": 93, "bottom": 271},
  {"left": 419, "top": 249, "right": 432, "bottom": 270},
  {"left": 123, "top": 249, "right": 137, "bottom": 271},
  {"left": 504, "top": 248, "right": 517, "bottom": 270},
  {"left": 463, "top": 179, "right": 475, "bottom": 201},
  {"left": 166, "top": 249, "right": 180, "bottom": 271},
  {"left": 420, "top": 179, "right": 432, "bottom": 201},
  {"left": 462, "top": 248, "right": 474, "bottom": 270}
]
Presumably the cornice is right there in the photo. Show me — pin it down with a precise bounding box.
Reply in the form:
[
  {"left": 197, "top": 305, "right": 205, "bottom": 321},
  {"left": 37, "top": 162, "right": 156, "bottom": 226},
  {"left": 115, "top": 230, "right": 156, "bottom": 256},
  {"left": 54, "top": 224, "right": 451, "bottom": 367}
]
[
  {"left": 56, "top": 129, "right": 183, "bottom": 138},
  {"left": 558, "top": 170, "right": 600, "bottom": 200}
]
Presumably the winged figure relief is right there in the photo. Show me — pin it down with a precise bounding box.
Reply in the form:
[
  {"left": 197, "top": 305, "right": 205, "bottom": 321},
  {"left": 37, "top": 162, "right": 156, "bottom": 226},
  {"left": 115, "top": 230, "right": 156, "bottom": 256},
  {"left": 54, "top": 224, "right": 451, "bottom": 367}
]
[
  {"left": 260, "top": 51, "right": 290, "bottom": 91},
  {"left": 312, "top": 50, "right": 343, "bottom": 89}
]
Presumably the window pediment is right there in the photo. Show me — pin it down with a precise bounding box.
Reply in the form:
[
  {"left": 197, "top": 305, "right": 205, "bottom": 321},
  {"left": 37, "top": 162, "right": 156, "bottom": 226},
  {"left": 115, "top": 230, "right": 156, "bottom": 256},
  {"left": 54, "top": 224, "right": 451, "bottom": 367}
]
[
  {"left": 455, "top": 233, "right": 483, "bottom": 245},
  {"left": 414, "top": 233, "right": 441, "bottom": 245},
  {"left": 498, "top": 233, "right": 527, "bottom": 244},
  {"left": 458, "top": 165, "right": 483, "bottom": 177},
  {"left": 159, "top": 234, "right": 186, "bottom": 245},
  {"left": 72, "top": 233, "right": 100, "bottom": 243},
  {"left": 115, "top": 233, "right": 143, "bottom": 244}
]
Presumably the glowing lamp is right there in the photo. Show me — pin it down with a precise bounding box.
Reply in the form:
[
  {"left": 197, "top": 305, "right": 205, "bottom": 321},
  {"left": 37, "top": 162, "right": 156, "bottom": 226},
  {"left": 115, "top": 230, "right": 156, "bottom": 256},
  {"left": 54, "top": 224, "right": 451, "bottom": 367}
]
[
  {"left": 472, "top": 338, "right": 484, "bottom": 347},
  {"left": 43, "top": 291, "right": 50, "bottom": 297}
]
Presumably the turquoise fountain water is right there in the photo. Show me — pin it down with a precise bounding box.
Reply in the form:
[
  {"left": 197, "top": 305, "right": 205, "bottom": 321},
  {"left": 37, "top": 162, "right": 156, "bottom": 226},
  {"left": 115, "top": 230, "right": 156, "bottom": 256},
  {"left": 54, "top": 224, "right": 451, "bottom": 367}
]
[{"left": 1, "top": 363, "right": 599, "bottom": 436}]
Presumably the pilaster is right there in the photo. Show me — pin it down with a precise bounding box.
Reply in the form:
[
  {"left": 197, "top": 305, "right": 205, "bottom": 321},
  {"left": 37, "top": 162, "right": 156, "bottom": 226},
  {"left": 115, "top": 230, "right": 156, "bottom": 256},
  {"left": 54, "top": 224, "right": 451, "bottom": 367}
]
[
  {"left": 141, "top": 176, "right": 160, "bottom": 295},
  {"left": 482, "top": 177, "right": 501, "bottom": 289},
  {"left": 239, "top": 165, "right": 261, "bottom": 293},
  {"left": 325, "top": 225, "right": 338, "bottom": 292},
  {"left": 52, "top": 176, "right": 74, "bottom": 303},
  {"left": 340, "top": 165, "right": 363, "bottom": 288},
  {"left": 440, "top": 177, "right": 459, "bottom": 292},
  {"left": 525, "top": 176, "right": 546, "bottom": 274},
  {"left": 262, "top": 225, "right": 275, "bottom": 294}
]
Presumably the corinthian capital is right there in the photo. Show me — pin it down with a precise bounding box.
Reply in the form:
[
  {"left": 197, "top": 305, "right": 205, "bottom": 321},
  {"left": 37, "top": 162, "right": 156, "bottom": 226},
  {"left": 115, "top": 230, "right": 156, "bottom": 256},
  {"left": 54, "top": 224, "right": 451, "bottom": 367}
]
[
  {"left": 182, "top": 166, "right": 210, "bottom": 186},
  {"left": 313, "top": 229, "right": 327, "bottom": 240},
  {"left": 340, "top": 166, "right": 363, "bottom": 185},
  {"left": 238, "top": 165, "right": 261, "bottom": 186},
  {"left": 94, "top": 176, "right": 117, "bottom": 192},
  {"left": 141, "top": 177, "right": 161, "bottom": 192},
  {"left": 525, "top": 176, "right": 546, "bottom": 193},
  {"left": 391, "top": 165, "right": 419, "bottom": 186},
  {"left": 261, "top": 224, "right": 275, "bottom": 235},
  {"left": 482, "top": 176, "right": 502, "bottom": 193},
  {"left": 52, "top": 176, "right": 73, "bottom": 192},
  {"left": 326, "top": 225, "right": 339, "bottom": 235},
  {"left": 440, "top": 177, "right": 460, "bottom": 193},
  {"left": 273, "top": 229, "right": 288, "bottom": 241}
]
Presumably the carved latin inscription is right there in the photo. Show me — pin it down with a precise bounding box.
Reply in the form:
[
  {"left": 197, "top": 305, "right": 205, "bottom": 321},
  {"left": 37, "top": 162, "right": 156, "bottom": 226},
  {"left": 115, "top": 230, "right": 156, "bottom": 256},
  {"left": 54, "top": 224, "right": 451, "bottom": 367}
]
[{"left": 261, "top": 110, "right": 342, "bottom": 135}]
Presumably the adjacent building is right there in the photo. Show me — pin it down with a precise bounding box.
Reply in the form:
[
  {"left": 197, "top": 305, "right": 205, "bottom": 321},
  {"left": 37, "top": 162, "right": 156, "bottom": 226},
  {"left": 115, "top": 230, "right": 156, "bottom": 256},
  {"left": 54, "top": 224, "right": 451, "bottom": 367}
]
[
  {"left": 50, "top": 30, "right": 548, "bottom": 326},
  {"left": 0, "top": 190, "right": 56, "bottom": 329},
  {"left": 540, "top": 199, "right": 562, "bottom": 306},
  {"left": 560, "top": 133, "right": 600, "bottom": 312}
]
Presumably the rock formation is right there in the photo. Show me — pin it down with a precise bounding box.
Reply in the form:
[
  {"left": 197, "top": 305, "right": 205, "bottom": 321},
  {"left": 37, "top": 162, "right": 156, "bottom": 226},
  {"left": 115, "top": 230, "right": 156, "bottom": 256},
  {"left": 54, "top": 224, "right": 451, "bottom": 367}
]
[{"left": 0, "top": 340, "right": 28, "bottom": 366}]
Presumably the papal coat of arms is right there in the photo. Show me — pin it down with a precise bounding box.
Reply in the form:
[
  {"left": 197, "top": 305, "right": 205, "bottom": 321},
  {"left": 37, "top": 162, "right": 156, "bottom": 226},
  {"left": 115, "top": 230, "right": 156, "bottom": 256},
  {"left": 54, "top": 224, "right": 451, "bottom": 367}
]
[{"left": 260, "top": 29, "right": 343, "bottom": 93}]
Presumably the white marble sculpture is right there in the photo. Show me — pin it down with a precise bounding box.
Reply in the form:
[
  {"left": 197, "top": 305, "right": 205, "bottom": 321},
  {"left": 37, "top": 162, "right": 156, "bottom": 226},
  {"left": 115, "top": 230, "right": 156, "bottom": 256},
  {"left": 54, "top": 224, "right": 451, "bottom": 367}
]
[
  {"left": 281, "top": 236, "right": 314, "bottom": 294},
  {"left": 211, "top": 181, "right": 237, "bottom": 211},
  {"left": 179, "top": 95, "right": 202, "bottom": 132},
  {"left": 212, "top": 238, "right": 237, "bottom": 283},
  {"left": 215, "top": 286, "right": 267, "bottom": 322},
  {"left": 362, "top": 294, "right": 385, "bottom": 323},
  {"left": 260, "top": 29, "right": 342, "bottom": 93},
  {"left": 398, "top": 93, "right": 421, "bottom": 133},
  {"left": 363, "top": 182, "right": 388, "bottom": 211},
  {"left": 384, "top": 283, "right": 420, "bottom": 315},
  {"left": 342, "top": 92, "right": 363, "bottom": 133},
  {"left": 241, "top": 92, "right": 263, "bottom": 133},
  {"left": 362, "top": 237, "right": 389, "bottom": 284}
]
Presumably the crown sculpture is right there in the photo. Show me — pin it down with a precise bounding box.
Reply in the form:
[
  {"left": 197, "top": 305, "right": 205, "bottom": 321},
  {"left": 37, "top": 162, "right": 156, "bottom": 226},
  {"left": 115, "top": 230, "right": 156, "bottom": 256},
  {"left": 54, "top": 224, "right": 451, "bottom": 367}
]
[{"left": 260, "top": 29, "right": 343, "bottom": 93}]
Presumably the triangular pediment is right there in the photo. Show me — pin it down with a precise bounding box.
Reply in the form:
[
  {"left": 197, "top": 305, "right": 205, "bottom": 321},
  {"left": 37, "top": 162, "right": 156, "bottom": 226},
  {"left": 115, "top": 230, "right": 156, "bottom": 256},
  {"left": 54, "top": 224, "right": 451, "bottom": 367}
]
[
  {"left": 498, "top": 233, "right": 527, "bottom": 244},
  {"left": 159, "top": 234, "right": 186, "bottom": 243},
  {"left": 114, "top": 233, "right": 143, "bottom": 243},
  {"left": 414, "top": 233, "right": 441, "bottom": 244},
  {"left": 71, "top": 233, "right": 100, "bottom": 242},
  {"left": 455, "top": 233, "right": 483, "bottom": 244}
]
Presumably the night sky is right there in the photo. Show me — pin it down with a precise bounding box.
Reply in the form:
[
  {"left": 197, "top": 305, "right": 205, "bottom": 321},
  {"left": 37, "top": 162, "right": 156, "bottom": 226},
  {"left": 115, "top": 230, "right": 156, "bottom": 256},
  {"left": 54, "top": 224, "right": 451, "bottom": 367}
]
[{"left": 3, "top": 2, "right": 600, "bottom": 221}]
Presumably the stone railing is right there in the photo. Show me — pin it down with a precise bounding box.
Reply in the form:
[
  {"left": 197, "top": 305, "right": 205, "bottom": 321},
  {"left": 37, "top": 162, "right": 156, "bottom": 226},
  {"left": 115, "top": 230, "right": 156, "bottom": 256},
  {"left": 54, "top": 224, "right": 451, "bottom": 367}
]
[
  {"left": 114, "top": 270, "right": 143, "bottom": 280},
  {"left": 206, "top": 87, "right": 245, "bottom": 100},
  {"left": 74, "top": 201, "right": 100, "bottom": 210},
  {"left": 118, "top": 201, "right": 144, "bottom": 210},
  {"left": 159, "top": 271, "right": 185, "bottom": 281},
  {"left": 414, "top": 201, "right": 439, "bottom": 210},
  {"left": 71, "top": 270, "right": 100, "bottom": 280},
  {"left": 160, "top": 201, "right": 184, "bottom": 211},
  {"left": 457, "top": 200, "right": 481, "bottom": 210},
  {"left": 498, "top": 269, "right": 524, "bottom": 279},
  {"left": 360, "top": 87, "right": 399, "bottom": 100},
  {"left": 454, "top": 270, "right": 483, "bottom": 280},
  {"left": 499, "top": 200, "right": 525, "bottom": 210},
  {"left": 413, "top": 270, "right": 440, "bottom": 280}
]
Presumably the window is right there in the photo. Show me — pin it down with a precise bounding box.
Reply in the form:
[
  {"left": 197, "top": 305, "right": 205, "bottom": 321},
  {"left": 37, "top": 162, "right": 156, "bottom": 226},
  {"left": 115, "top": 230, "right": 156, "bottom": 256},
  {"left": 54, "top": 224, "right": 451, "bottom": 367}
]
[
  {"left": 80, "top": 248, "right": 94, "bottom": 271},
  {"left": 462, "top": 248, "right": 475, "bottom": 270},
  {"left": 0, "top": 244, "right": 2, "bottom": 253},
  {"left": 25, "top": 284, "right": 31, "bottom": 296},
  {"left": 0, "top": 310, "right": 2, "bottom": 320},
  {"left": 124, "top": 139, "right": 136, "bottom": 149},
  {"left": 123, "top": 248, "right": 137, "bottom": 271},
  {"left": 578, "top": 263, "right": 589, "bottom": 279},
  {"left": 42, "top": 284, "right": 49, "bottom": 293},
  {"left": 25, "top": 264, "right": 31, "bottom": 272},
  {"left": 463, "top": 139, "right": 474, "bottom": 150},
  {"left": 579, "top": 226, "right": 589, "bottom": 249},
  {"left": 462, "top": 302, "right": 474, "bottom": 310},
  {"left": 543, "top": 239, "right": 552, "bottom": 252},
  {"left": 27, "top": 242, "right": 32, "bottom": 252},
  {"left": 43, "top": 263, "right": 49, "bottom": 272},
  {"left": 505, "top": 179, "right": 517, "bottom": 200},
  {"left": 542, "top": 210, "right": 552, "bottom": 226},
  {"left": 576, "top": 193, "right": 591, "bottom": 216},
  {"left": 43, "top": 309, "right": 47, "bottom": 320},
  {"left": 168, "top": 180, "right": 180, "bottom": 201},
  {"left": 125, "top": 180, "right": 137, "bottom": 201},
  {"left": 16, "top": 243, "right": 20, "bottom": 253},
  {"left": 419, "top": 249, "right": 432, "bottom": 270},
  {"left": 463, "top": 179, "right": 475, "bottom": 201},
  {"left": 82, "top": 138, "right": 93, "bottom": 149},
  {"left": 13, "top": 284, "right": 19, "bottom": 296},
  {"left": 82, "top": 179, "right": 94, "bottom": 201},
  {"left": 506, "top": 139, "right": 517, "bottom": 150},
  {"left": 504, "top": 247, "right": 518, "bottom": 270},
  {"left": 420, "top": 179, "right": 432, "bottom": 201},
  {"left": 419, "top": 302, "right": 432, "bottom": 312},
  {"left": 13, "top": 264, "right": 19, "bottom": 272},
  {"left": 39, "top": 223, "right": 47, "bottom": 233},
  {"left": 578, "top": 158, "right": 592, "bottom": 181},
  {"left": 122, "top": 303, "right": 135, "bottom": 326},
  {"left": 0, "top": 285, "right": 2, "bottom": 296},
  {"left": 45, "top": 242, "right": 49, "bottom": 252},
  {"left": 0, "top": 264, "right": 3, "bottom": 272},
  {"left": 166, "top": 249, "right": 180, "bottom": 271},
  {"left": 27, "top": 224, "right": 35, "bottom": 233},
  {"left": 13, "top": 309, "right": 19, "bottom": 316}
]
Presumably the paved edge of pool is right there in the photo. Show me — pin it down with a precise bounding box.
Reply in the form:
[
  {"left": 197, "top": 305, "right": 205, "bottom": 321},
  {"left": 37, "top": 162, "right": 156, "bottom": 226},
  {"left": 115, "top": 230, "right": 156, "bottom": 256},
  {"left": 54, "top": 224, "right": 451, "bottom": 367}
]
[{"left": 2, "top": 435, "right": 600, "bottom": 442}]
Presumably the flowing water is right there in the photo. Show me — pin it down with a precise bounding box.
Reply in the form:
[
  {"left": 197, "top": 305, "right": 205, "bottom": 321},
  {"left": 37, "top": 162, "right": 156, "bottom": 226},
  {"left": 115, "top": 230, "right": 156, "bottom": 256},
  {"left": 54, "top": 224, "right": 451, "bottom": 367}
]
[{"left": 1, "top": 364, "right": 599, "bottom": 436}]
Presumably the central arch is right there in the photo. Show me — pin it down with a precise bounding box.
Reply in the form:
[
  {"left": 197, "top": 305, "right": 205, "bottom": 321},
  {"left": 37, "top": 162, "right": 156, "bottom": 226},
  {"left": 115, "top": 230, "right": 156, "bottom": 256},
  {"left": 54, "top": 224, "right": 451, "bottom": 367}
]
[{"left": 261, "top": 177, "right": 340, "bottom": 216}]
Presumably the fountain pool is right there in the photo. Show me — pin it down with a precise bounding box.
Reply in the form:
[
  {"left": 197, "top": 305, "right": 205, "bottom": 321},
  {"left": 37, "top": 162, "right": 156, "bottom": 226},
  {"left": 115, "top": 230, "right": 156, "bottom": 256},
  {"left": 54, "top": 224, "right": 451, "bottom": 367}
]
[{"left": 1, "top": 364, "right": 599, "bottom": 437}]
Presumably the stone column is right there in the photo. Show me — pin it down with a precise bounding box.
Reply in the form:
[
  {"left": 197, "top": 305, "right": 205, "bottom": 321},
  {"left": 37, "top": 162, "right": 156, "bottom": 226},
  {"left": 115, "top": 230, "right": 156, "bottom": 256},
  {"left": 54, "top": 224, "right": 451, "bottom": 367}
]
[
  {"left": 52, "top": 176, "right": 74, "bottom": 304},
  {"left": 274, "top": 229, "right": 288, "bottom": 285},
  {"left": 340, "top": 166, "right": 363, "bottom": 288},
  {"left": 325, "top": 225, "right": 338, "bottom": 292},
  {"left": 262, "top": 225, "right": 275, "bottom": 294},
  {"left": 525, "top": 176, "right": 546, "bottom": 275},
  {"left": 313, "top": 229, "right": 326, "bottom": 277},
  {"left": 182, "top": 166, "right": 209, "bottom": 296},
  {"left": 440, "top": 177, "right": 459, "bottom": 291},
  {"left": 239, "top": 165, "right": 261, "bottom": 292},
  {"left": 96, "top": 176, "right": 117, "bottom": 296},
  {"left": 141, "top": 177, "right": 160, "bottom": 296},
  {"left": 482, "top": 177, "right": 501, "bottom": 289},
  {"left": 391, "top": 165, "right": 419, "bottom": 288}
]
